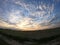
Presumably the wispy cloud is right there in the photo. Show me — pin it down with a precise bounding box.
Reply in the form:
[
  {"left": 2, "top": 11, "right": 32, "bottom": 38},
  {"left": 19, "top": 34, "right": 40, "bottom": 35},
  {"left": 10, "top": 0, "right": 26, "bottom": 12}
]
[{"left": 0, "top": 0, "right": 60, "bottom": 31}]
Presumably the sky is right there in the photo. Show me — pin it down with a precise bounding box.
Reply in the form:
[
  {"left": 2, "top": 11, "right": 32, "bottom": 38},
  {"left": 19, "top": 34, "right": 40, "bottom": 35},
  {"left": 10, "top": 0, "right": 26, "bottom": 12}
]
[{"left": 0, "top": 0, "right": 60, "bottom": 31}]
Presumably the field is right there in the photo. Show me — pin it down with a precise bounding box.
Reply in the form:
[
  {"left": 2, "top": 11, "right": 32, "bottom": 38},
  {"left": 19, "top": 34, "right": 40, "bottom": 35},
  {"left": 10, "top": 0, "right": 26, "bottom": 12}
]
[{"left": 0, "top": 27, "right": 60, "bottom": 45}]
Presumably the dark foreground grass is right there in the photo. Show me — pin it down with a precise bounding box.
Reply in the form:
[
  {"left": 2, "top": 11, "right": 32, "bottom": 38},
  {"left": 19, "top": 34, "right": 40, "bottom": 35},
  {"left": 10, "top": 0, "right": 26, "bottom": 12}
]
[
  {"left": 0, "top": 27, "right": 60, "bottom": 39},
  {"left": 0, "top": 31, "right": 60, "bottom": 43},
  {"left": 0, "top": 27, "right": 60, "bottom": 45},
  {"left": 0, "top": 37, "right": 10, "bottom": 45}
]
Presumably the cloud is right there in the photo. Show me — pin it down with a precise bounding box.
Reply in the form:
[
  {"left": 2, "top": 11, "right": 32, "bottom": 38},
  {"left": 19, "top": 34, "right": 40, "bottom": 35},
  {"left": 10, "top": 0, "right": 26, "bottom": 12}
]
[
  {"left": 7, "top": 10, "right": 23, "bottom": 24},
  {"left": 0, "top": 20, "right": 15, "bottom": 28},
  {"left": 0, "top": 0, "right": 60, "bottom": 31}
]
